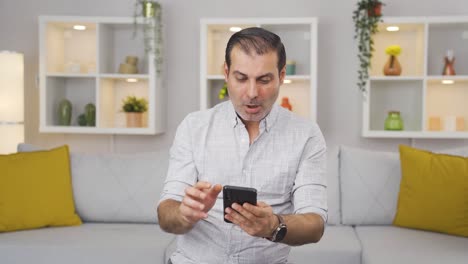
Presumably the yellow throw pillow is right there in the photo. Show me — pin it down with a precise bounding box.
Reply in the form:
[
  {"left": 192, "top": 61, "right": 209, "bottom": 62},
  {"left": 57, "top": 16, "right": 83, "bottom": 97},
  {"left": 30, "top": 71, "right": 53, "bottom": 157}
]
[
  {"left": 0, "top": 145, "right": 81, "bottom": 232},
  {"left": 393, "top": 145, "right": 468, "bottom": 237}
]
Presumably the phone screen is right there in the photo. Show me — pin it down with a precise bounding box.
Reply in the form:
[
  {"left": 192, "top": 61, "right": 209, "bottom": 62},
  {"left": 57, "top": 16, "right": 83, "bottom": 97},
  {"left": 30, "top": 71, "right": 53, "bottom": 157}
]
[{"left": 223, "top": 185, "right": 257, "bottom": 223}]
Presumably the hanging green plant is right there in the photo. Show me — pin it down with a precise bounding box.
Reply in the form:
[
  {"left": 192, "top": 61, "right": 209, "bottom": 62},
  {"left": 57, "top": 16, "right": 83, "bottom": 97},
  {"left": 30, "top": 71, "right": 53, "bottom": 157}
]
[
  {"left": 353, "top": 0, "right": 384, "bottom": 95},
  {"left": 133, "top": 1, "right": 163, "bottom": 75}
]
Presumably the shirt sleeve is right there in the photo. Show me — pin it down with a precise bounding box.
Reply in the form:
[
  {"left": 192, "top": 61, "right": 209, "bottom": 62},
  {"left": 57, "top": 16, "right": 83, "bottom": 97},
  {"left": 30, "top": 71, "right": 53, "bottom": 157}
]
[
  {"left": 291, "top": 124, "right": 328, "bottom": 223},
  {"left": 158, "top": 115, "right": 198, "bottom": 206}
]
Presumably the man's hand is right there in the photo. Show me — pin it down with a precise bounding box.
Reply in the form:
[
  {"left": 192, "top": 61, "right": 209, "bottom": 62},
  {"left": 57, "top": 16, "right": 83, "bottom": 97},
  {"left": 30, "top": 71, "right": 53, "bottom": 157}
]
[
  {"left": 180, "top": 181, "right": 222, "bottom": 225},
  {"left": 224, "top": 201, "right": 278, "bottom": 238}
]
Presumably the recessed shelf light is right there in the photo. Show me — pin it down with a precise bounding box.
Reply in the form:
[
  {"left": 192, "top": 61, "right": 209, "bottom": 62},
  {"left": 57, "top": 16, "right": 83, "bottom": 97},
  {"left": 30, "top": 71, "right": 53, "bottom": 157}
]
[
  {"left": 442, "top": 79, "right": 455, "bottom": 85},
  {"left": 283, "top": 79, "right": 292, "bottom": 84},
  {"left": 229, "top": 27, "right": 242, "bottom": 32},
  {"left": 386, "top": 26, "right": 399, "bottom": 32},
  {"left": 73, "top": 25, "right": 86, "bottom": 31},
  {"left": 126, "top": 78, "right": 138, "bottom": 83}
]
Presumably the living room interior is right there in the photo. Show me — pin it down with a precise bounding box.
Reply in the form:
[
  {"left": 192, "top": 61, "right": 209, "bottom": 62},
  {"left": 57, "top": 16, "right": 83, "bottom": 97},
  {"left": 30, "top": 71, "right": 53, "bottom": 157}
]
[{"left": 1, "top": 0, "right": 467, "bottom": 263}]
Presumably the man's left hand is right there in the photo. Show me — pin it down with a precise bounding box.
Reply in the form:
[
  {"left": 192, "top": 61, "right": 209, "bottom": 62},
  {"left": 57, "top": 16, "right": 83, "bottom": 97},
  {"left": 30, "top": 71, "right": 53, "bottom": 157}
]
[{"left": 224, "top": 201, "right": 278, "bottom": 238}]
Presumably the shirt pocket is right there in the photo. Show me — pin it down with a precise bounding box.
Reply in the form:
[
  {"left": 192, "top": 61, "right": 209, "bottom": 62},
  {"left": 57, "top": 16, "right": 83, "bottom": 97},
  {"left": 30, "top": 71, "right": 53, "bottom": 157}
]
[{"left": 255, "top": 157, "right": 295, "bottom": 198}]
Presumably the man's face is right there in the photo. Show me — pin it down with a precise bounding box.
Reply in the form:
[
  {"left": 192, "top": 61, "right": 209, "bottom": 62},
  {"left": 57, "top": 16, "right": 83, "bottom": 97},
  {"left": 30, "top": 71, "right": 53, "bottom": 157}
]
[{"left": 224, "top": 46, "right": 285, "bottom": 124}]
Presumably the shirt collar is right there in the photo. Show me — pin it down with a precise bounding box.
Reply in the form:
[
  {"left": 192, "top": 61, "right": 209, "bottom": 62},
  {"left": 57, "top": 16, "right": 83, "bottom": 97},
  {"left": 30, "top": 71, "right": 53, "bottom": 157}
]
[{"left": 227, "top": 101, "right": 279, "bottom": 132}]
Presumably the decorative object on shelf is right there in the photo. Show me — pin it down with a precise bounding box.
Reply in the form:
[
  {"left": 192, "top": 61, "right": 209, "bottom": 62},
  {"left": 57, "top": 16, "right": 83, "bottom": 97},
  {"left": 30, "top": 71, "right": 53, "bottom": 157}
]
[
  {"left": 428, "top": 116, "right": 442, "bottom": 131},
  {"left": 118, "top": 55, "right": 139, "bottom": 74},
  {"left": 58, "top": 99, "right": 72, "bottom": 126},
  {"left": 442, "top": 49, "right": 456, "bottom": 76},
  {"left": 218, "top": 82, "right": 228, "bottom": 100},
  {"left": 133, "top": 1, "right": 163, "bottom": 74},
  {"left": 384, "top": 110, "right": 403, "bottom": 130},
  {"left": 77, "top": 114, "right": 87, "bottom": 126},
  {"left": 286, "top": 60, "right": 296, "bottom": 75},
  {"left": 353, "top": 0, "right": 384, "bottom": 95},
  {"left": 383, "top": 44, "right": 402, "bottom": 76},
  {"left": 86, "top": 62, "right": 96, "bottom": 73},
  {"left": 65, "top": 61, "right": 81, "bottom": 73},
  {"left": 121, "top": 95, "right": 148, "bottom": 128},
  {"left": 280, "top": 97, "right": 292, "bottom": 111},
  {"left": 84, "top": 103, "right": 96, "bottom": 126},
  {"left": 456, "top": 117, "right": 465, "bottom": 131}
]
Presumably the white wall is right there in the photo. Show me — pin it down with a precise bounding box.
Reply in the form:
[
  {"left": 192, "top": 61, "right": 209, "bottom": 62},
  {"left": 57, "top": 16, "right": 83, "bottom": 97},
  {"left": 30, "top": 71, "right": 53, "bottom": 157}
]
[{"left": 1, "top": 0, "right": 467, "bottom": 154}]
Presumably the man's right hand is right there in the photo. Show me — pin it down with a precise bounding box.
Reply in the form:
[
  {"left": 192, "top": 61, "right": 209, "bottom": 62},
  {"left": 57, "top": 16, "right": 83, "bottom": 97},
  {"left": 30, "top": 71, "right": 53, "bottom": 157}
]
[{"left": 179, "top": 181, "right": 222, "bottom": 225}]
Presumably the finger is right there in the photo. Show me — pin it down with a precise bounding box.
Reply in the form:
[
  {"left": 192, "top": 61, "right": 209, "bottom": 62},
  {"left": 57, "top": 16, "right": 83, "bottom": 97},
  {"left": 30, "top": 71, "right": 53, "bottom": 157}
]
[
  {"left": 194, "top": 181, "right": 212, "bottom": 190},
  {"left": 243, "top": 202, "right": 270, "bottom": 217},
  {"left": 233, "top": 203, "right": 256, "bottom": 220},
  {"left": 207, "top": 184, "right": 222, "bottom": 197},
  {"left": 185, "top": 186, "right": 207, "bottom": 200},
  {"left": 182, "top": 195, "right": 205, "bottom": 210}
]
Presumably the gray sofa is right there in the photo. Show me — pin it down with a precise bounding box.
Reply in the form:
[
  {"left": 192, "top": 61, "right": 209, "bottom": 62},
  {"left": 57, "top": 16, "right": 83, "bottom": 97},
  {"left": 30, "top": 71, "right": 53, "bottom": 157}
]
[{"left": 1, "top": 144, "right": 467, "bottom": 264}]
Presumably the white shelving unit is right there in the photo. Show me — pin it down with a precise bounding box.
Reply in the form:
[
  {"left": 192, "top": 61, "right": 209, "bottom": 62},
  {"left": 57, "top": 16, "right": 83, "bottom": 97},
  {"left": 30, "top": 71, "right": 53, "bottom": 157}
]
[
  {"left": 363, "top": 16, "right": 468, "bottom": 138},
  {"left": 39, "top": 16, "right": 165, "bottom": 135},
  {"left": 200, "top": 18, "right": 318, "bottom": 121}
]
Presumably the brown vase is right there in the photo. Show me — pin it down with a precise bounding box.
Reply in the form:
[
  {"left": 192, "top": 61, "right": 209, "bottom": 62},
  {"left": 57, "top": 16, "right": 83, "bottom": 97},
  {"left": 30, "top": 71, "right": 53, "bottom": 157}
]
[
  {"left": 126, "top": 112, "right": 143, "bottom": 128},
  {"left": 281, "top": 97, "right": 292, "bottom": 111},
  {"left": 383, "top": 55, "right": 402, "bottom": 76}
]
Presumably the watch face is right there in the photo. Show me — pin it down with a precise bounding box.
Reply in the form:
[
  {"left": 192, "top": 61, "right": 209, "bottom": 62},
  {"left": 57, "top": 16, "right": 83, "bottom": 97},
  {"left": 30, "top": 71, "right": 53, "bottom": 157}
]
[{"left": 275, "top": 225, "right": 287, "bottom": 242}]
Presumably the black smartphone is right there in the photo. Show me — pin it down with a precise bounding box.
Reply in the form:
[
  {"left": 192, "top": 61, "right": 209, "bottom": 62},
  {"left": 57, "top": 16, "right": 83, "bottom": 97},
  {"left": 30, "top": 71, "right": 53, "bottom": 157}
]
[{"left": 223, "top": 185, "right": 257, "bottom": 223}]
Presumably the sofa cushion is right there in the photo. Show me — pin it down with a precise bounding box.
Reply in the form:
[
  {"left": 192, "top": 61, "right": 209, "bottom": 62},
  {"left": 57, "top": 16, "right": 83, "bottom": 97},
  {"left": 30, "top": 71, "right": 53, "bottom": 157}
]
[
  {"left": 164, "top": 225, "right": 361, "bottom": 264},
  {"left": 289, "top": 226, "right": 361, "bottom": 264},
  {"left": 394, "top": 145, "right": 468, "bottom": 237},
  {"left": 355, "top": 226, "right": 468, "bottom": 264},
  {"left": 0, "top": 223, "right": 175, "bottom": 264},
  {"left": 17, "top": 143, "right": 170, "bottom": 224},
  {"left": 340, "top": 146, "right": 401, "bottom": 225},
  {"left": 0, "top": 145, "right": 81, "bottom": 232}
]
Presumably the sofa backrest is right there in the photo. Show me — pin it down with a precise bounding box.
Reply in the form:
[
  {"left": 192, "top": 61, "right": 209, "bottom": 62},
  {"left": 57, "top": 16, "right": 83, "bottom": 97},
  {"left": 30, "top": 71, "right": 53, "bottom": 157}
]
[
  {"left": 18, "top": 143, "right": 169, "bottom": 224},
  {"left": 336, "top": 145, "right": 468, "bottom": 226}
]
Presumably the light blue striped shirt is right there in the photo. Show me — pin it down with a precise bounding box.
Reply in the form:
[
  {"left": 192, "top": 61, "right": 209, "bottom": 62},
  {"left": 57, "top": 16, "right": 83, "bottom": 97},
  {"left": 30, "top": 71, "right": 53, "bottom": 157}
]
[{"left": 159, "top": 101, "right": 327, "bottom": 264}]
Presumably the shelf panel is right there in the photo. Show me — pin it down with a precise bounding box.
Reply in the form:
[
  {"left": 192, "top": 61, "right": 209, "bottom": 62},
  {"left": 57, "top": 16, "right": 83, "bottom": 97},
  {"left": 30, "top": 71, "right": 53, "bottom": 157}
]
[
  {"left": 425, "top": 79, "right": 468, "bottom": 132},
  {"left": 46, "top": 73, "right": 97, "bottom": 78},
  {"left": 99, "top": 77, "right": 150, "bottom": 129},
  {"left": 363, "top": 130, "right": 468, "bottom": 139},
  {"left": 368, "top": 80, "right": 423, "bottom": 131},
  {"left": 100, "top": 74, "right": 149, "bottom": 79},
  {"left": 46, "top": 21, "right": 97, "bottom": 74},
  {"left": 369, "top": 76, "right": 424, "bottom": 81},
  {"left": 45, "top": 77, "right": 96, "bottom": 127},
  {"left": 428, "top": 22, "right": 468, "bottom": 76},
  {"left": 99, "top": 23, "right": 149, "bottom": 74},
  {"left": 371, "top": 22, "right": 425, "bottom": 77},
  {"left": 39, "top": 125, "right": 157, "bottom": 135}
]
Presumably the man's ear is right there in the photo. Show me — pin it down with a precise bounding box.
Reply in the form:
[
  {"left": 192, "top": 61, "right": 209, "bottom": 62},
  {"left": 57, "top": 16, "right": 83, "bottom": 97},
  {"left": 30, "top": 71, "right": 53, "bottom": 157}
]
[
  {"left": 224, "top": 62, "right": 229, "bottom": 82},
  {"left": 279, "top": 66, "right": 286, "bottom": 84}
]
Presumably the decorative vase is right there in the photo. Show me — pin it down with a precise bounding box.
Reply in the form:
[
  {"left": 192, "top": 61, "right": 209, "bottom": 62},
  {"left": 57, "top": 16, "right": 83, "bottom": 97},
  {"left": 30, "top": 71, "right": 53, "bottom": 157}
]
[
  {"left": 84, "top": 103, "right": 96, "bottom": 126},
  {"left": 442, "top": 50, "right": 456, "bottom": 75},
  {"left": 142, "top": 1, "right": 156, "bottom": 18},
  {"left": 280, "top": 97, "right": 292, "bottom": 111},
  {"left": 383, "top": 55, "right": 402, "bottom": 76},
  {"left": 58, "top": 99, "right": 72, "bottom": 126},
  {"left": 384, "top": 111, "right": 404, "bottom": 130},
  {"left": 286, "top": 60, "right": 296, "bottom": 75},
  {"left": 126, "top": 112, "right": 143, "bottom": 128}
]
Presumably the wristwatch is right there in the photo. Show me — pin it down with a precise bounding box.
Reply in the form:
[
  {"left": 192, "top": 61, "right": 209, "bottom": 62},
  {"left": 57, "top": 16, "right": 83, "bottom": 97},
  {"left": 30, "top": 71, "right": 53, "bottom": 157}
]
[{"left": 268, "top": 214, "right": 287, "bottom": 242}]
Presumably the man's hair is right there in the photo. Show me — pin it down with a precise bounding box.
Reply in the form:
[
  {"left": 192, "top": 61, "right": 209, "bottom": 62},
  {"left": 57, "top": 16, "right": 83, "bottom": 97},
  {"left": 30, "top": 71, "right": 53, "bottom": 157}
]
[{"left": 225, "top": 27, "right": 286, "bottom": 73}]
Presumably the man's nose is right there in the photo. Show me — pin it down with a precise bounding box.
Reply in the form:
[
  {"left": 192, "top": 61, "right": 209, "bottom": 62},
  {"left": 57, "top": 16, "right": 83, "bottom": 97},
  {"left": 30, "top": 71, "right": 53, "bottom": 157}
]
[{"left": 247, "top": 80, "right": 258, "bottom": 99}]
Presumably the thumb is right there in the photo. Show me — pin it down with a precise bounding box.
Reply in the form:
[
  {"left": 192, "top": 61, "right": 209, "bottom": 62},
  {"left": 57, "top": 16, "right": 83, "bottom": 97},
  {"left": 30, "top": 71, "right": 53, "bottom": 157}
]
[{"left": 208, "top": 184, "right": 222, "bottom": 198}]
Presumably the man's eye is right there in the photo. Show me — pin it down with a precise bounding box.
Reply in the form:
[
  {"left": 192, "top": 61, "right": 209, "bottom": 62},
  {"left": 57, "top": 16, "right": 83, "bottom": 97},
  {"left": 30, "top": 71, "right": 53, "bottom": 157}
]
[{"left": 259, "top": 79, "right": 270, "bottom": 84}]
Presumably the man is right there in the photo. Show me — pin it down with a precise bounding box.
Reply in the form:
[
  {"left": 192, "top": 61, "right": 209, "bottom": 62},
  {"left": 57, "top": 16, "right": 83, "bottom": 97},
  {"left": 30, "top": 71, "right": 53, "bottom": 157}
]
[{"left": 158, "top": 27, "right": 327, "bottom": 264}]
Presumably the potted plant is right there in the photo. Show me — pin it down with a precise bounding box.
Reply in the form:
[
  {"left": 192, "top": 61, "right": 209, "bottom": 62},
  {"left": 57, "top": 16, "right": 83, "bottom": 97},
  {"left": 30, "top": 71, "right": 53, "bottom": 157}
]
[
  {"left": 121, "top": 95, "right": 148, "bottom": 128},
  {"left": 133, "top": 1, "right": 163, "bottom": 75},
  {"left": 353, "top": 0, "right": 384, "bottom": 95}
]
